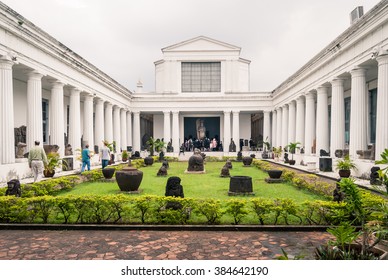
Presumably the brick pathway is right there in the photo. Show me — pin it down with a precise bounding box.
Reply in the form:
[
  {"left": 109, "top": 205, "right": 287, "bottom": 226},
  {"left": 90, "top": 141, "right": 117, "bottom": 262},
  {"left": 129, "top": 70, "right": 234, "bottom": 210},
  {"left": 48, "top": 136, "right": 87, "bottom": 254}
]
[{"left": 0, "top": 230, "right": 332, "bottom": 260}]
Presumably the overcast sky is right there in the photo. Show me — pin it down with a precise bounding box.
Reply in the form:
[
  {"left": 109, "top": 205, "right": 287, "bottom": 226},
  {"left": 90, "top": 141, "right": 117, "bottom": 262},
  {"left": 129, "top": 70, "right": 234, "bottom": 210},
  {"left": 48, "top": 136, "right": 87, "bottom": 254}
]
[{"left": 1, "top": 0, "right": 382, "bottom": 92}]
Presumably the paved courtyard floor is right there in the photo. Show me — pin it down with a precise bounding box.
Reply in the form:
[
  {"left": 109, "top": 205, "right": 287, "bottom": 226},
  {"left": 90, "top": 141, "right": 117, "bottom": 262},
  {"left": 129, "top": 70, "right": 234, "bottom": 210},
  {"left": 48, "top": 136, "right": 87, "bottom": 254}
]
[{"left": 0, "top": 230, "right": 332, "bottom": 260}]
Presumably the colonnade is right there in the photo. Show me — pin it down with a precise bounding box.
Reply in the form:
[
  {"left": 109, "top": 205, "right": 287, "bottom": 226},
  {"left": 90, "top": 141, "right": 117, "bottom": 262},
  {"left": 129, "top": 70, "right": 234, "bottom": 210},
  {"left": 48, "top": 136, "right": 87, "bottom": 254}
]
[{"left": 269, "top": 53, "right": 388, "bottom": 160}]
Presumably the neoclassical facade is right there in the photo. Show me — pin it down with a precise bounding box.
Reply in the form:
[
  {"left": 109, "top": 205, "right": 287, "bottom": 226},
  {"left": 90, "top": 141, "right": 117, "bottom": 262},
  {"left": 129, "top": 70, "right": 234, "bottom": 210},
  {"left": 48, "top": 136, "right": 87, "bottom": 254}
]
[{"left": 1, "top": 1, "right": 388, "bottom": 182}]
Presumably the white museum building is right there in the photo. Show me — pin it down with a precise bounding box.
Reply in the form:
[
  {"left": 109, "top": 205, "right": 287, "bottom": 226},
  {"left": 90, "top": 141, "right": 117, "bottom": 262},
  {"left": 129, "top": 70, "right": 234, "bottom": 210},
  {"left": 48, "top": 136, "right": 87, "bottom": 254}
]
[{"left": 1, "top": 1, "right": 388, "bottom": 182}]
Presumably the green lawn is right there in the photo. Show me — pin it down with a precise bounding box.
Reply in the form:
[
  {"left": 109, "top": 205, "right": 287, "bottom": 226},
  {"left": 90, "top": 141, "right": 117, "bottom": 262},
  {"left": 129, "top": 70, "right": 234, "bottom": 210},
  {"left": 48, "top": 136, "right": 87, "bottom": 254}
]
[{"left": 57, "top": 161, "right": 327, "bottom": 202}]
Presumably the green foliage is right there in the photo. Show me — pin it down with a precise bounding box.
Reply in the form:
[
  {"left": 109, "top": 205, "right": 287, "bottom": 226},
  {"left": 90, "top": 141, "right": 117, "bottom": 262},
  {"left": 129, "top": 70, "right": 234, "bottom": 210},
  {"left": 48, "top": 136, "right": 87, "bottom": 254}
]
[
  {"left": 225, "top": 199, "right": 248, "bottom": 225},
  {"left": 273, "top": 198, "right": 301, "bottom": 225},
  {"left": 335, "top": 155, "right": 357, "bottom": 171},
  {"left": 327, "top": 223, "right": 361, "bottom": 251},
  {"left": 250, "top": 198, "right": 274, "bottom": 225},
  {"left": 132, "top": 195, "right": 157, "bottom": 224},
  {"left": 121, "top": 150, "right": 128, "bottom": 161},
  {"left": 45, "top": 152, "right": 68, "bottom": 172},
  {"left": 376, "top": 148, "right": 388, "bottom": 193},
  {"left": 194, "top": 198, "right": 224, "bottom": 225}
]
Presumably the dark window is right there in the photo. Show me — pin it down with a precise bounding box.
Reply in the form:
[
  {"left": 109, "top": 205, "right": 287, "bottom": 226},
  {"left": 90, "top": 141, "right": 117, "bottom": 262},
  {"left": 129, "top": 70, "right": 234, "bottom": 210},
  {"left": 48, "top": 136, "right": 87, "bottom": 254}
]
[
  {"left": 369, "top": 88, "right": 377, "bottom": 144},
  {"left": 42, "top": 99, "right": 48, "bottom": 143},
  {"left": 344, "top": 97, "right": 351, "bottom": 145},
  {"left": 181, "top": 62, "right": 221, "bottom": 92}
]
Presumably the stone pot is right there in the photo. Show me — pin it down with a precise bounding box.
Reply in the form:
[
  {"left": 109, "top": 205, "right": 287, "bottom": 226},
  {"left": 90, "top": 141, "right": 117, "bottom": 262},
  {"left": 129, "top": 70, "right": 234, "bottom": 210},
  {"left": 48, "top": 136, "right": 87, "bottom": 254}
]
[
  {"left": 116, "top": 166, "right": 143, "bottom": 192},
  {"left": 144, "top": 156, "right": 154, "bottom": 166},
  {"left": 242, "top": 156, "right": 253, "bottom": 166},
  {"left": 339, "top": 169, "right": 351, "bottom": 178},
  {"left": 229, "top": 176, "right": 253, "bottom": 193},
  {"left": 289, "top": 160, "right": 296, "bottom": 165},
  {"left": 102, "top": 167, "right": 115, "bottom": 179},
  {"left": 267, "top": 170, "right": 283, "bottom": 179},
  {"left": 43, "top": 169, "right": 55, "bottom": 178}
]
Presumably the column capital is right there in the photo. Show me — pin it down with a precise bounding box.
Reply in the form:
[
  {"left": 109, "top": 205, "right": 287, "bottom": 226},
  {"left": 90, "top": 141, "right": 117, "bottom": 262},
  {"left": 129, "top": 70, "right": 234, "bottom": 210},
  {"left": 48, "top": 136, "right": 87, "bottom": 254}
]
[
  {"left": 376, "top": 53, "right": 388, "bottom": 65},
  {"left": 26, "top": 70, "right": 44, "bottom": 80},
  {"left": 316, "top": 85, "right": 330, "bottom": 95},
  {"left": 0, "top": 52, "right": 16, "bottom": 67},
  {"left": 330, "top": 78, "right": 345, "bottom": 86},
  {"left": 172, "top": 110, "right": 179, "bottom": 115},
  {"left": 163, "top": 110, "right": 171, "bottom": 115},
  {"left": 132, "top": 110, "right": 140, "bottom": 115},
  {"left": 296, "top": 95, "right": 305, "bottom": 103},
  {"left": 287, "top": 100, "right": 296, "bottom": 106},
  {"left": 105, "top": 101, "right": 113, "bottom": 107},
  {"left": 49, "top": 79, "right": 65, "bottom": 88},
  {"left": 350, "top": 66, "right": 367, "bottom": 76},
  {"left": 70, "top": 87, "right": 81, "bottom": 95},
  {"left": 282, "top": 104, "right": 288, "bottom": 109},
  {"left": 83, "top": 94, "right": 94, "bottom": 102},
  {"left": 223, "top": 110, "right": 231, "bottom": 114},
  {"left": 305, "top": 91, "right": 316, "bottom": 100},
  {"left": 232, "top": 110, "right": 240, "bottom": 114},
  {"left": 95, "top": 97, "right": 105, "bottom": 104}
]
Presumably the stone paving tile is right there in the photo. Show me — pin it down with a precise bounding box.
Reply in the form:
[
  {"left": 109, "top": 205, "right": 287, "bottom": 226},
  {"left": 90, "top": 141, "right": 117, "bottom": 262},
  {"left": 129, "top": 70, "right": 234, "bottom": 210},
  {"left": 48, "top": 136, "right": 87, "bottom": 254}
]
[{"left": 0, "top": 230, "right": 332, "bottom": 260}]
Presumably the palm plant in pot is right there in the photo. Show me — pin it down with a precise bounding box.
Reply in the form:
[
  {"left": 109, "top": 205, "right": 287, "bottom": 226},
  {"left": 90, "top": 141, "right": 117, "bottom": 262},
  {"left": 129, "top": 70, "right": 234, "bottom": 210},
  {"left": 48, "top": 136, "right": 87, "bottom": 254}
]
[
  {"left": 44, "top": 152, "right": 68, "bottom": 177},
  {"left": 285, "top": 142, "right": 300, "bottom": 165},
  {"left": 335, "top": 155, "right": 357, "bottom": 178},
  {"left": 121, "top": 150, "right": 128, "bottom": 162}
]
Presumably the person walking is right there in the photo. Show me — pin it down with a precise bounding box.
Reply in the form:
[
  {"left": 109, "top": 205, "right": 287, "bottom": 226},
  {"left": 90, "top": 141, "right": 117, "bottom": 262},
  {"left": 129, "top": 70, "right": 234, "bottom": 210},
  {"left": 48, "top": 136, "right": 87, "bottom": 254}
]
[
  {"left": 100, "top": 141, "right": 111, "bottom": 169},
  {"left": 81, "top": 144, "right": 91, "bottom": 172},
  {"left": 28, "top": 140, "right": 48, "bottom": 182}
]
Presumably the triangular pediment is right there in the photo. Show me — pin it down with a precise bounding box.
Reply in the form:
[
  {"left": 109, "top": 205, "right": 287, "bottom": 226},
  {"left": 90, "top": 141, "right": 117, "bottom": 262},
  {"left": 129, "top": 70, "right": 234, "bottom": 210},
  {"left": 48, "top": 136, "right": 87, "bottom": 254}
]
[{"left": 162, "top": 36, "right": 241, "bottom": 52}]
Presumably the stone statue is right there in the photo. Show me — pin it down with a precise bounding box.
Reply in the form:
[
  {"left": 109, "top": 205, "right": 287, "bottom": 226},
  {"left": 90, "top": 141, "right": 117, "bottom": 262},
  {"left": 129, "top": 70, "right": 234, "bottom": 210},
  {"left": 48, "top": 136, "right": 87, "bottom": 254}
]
[
  {"left": 165, "top": 176, "right": 184, "bottom": 210},
  {"left": 229, "top": 139, "right": 236, "bottom": 152},
  {"left": 187, "top": 148, "right": 204, "bottom": 172},
  {"left": 220, "top": 165, "right": 230, "bottom": 177},
  {"left": 65, "top": 144, "right": 73, "bottom": 156},
  {"left": 225, "top": 159, "right": 233, "bottom": 169},
  {"left": 157, "top": 165, "right": 168, "bottom": 176},
  {"left": 284, "top": 152, "right": 289, "bottom": 163},
  {"left": 196, "top": 119, "right": 206, "bottom": 140},
  {"left": 370, "top": 166, "right": 381, "bottom": 185},
  {"left": 44, "top": 144, "right": 59, "bottom": 154},
  {"left": 333, "top": 179, "right": 345, "bottom": 202},
  {"left": 162, "top": 160, "right": 169, "bottom": 169},
  {"left": 167, "top": 141, "right": 173, "bottom": 152},
  {"left": 320, "top": 149, "right": 330, "bottom": 157},
  {"left": 15, "top": 142, "right": 27, "bottom": 158},
  {"left": 237, "top": 151, "right": 242, "bottom": 161}
]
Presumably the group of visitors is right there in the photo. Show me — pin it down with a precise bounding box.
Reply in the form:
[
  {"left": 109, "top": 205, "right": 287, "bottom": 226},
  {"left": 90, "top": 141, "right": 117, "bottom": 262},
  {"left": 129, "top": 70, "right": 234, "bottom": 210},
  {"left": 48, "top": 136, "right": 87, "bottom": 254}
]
[
  {"left": 183, "top": 137, "right": 223, "bottom": 152},
  {"left": 27, "top": 139, "right": 113, "bottom": 183}
]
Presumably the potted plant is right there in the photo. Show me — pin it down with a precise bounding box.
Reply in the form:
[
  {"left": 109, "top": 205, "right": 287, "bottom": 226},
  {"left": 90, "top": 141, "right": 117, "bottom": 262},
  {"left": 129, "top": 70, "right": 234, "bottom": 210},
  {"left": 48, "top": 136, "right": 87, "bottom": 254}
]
[
  {"left": 285, "top": 142, "right": 300, "bottom": 165},
  {"left": 44, "top": 152, "right": 68, "bottom": 177},
  {"left": 121, "top": 150, "right": 128, "bottom": 162},
  {"left": 376, "top": 148, "right": 388, "bottom": 194},
  {"left": 335, "top": 155, "right": 357, "bottom": 178}
]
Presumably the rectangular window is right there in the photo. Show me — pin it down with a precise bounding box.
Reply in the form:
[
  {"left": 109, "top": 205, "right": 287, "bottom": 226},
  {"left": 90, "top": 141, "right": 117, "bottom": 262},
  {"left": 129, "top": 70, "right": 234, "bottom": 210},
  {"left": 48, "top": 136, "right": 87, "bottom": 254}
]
[
  {"left": 181, "top": 62, "right": 221, "bottom": 92},
  {"left": 42, "top": 99, "right": 48, "bottom": 144},
  {"left": 344, "top": 97, "right": 351, "bottom": 145},
  {"left": 369, "top": 89, "right": 377, "bottom": 144}
]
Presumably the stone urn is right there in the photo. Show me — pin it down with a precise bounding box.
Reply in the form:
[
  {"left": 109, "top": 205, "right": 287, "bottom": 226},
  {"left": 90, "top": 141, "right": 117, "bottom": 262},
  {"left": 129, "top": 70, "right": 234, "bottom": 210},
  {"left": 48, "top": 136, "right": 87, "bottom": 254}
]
[
  {"left": 339, "top": 169, "right": 351, "bottom": 178},
  {"left": 116, "top": 165, "right": 143, "bottom": 192},
  {"left": 242, "top": 156, "right": 253, "bottom": 166},
  {"left": 43, "top": 169, "right": 55, "bottom": 178},
  {"left": 144, "top": 156, "right": 154, "bottom": 166},
  {"left": 229, "top": 176, "right": 253, "bottom": 195},
  {"left": 102, "top": 167, "right": 115, "bottom": 179},
  {"left": 267, "top": 170, "right": 283, "bottom": 179}
]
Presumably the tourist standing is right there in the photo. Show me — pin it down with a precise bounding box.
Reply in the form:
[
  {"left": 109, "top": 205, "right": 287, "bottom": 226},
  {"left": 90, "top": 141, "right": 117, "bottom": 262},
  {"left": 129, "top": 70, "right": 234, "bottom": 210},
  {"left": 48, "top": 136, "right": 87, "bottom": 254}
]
[
  {"left": 100, "top": 141, "right": 111, "bottom": 169},
  {"left": 81, "top": 144, "right": 91, "bottom": 172},
  {"left": 28, "top": 140, "right": 48, "bottom": 182}
]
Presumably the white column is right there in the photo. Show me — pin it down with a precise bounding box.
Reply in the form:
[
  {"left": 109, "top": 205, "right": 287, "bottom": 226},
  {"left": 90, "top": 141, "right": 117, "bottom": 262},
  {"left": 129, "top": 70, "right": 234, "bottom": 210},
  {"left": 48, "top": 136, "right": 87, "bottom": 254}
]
[
  {"left": 288, "top": 101, "right": 296, "bottom": 143},
  {"left": 232, "top": 110, "right": 240, "bottom": 149},
  {"left": 0, "top": 55, "right": 15, "bottom": 164},
  {"left": 94, "top": 98, "right": 104, "bottom": 149},
  {"left": 26, "top": 71, "right": 44, "bottom": 152},
  {"left": 281, "top": 104, "right": 289, "bottom": 147},
  {"left": 330, "top": 78, "right": 346, "bottom": 158},
  {"left": 316, "top": 86, "right": 330, "bottom": 154},
  {"left": 121, "top": 108, "right": 127, "bottom": 151},
  {"left": 172, "top": 111, "right": 180, "bottom": 153},
  {"left": 69, "top": 88, "right": 81, "bottom": 152},
  {"left": 83, "top": 94, "right": 94, "bottom": 149},
  {"left": 276, "top": 108, "right": 282, "bottom": 148},
  {"left": 349, "top": 67, "right": 368, "bottom": 158},
  {"left": 163, "top": 111, "right": 171, "bottom": 145},
  {"left": 132, "top": 111, "right": 141, "bottom": 152},
  {"left": 223, "top": 110, "right": 231, "bottom": 152},
  {"left": 104, "top": 102, "right": 113, "bottom": 143},
  {"left": 376, "top": 54, "right": 388, "bottom": 160},
  {"left": 49, "top": 81, "right": 65, "bottom": 156},
  {"left": 304, "top": 92, "right": 316, "bottom": 155},
  {"left": 113, "top": 105, "right": 121, "bottom": 151},
  {"left": 295, "top": 96, "right": 305, "bottom": 148},
  {"left": 127, "top": 111, "right": 132, "bottom": 148},
  {"left": 263, "top": 110, "right": 271, "bottom": 147},
  {"left": 271, "top": 110, "right": 277, "bottom": 147}
]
